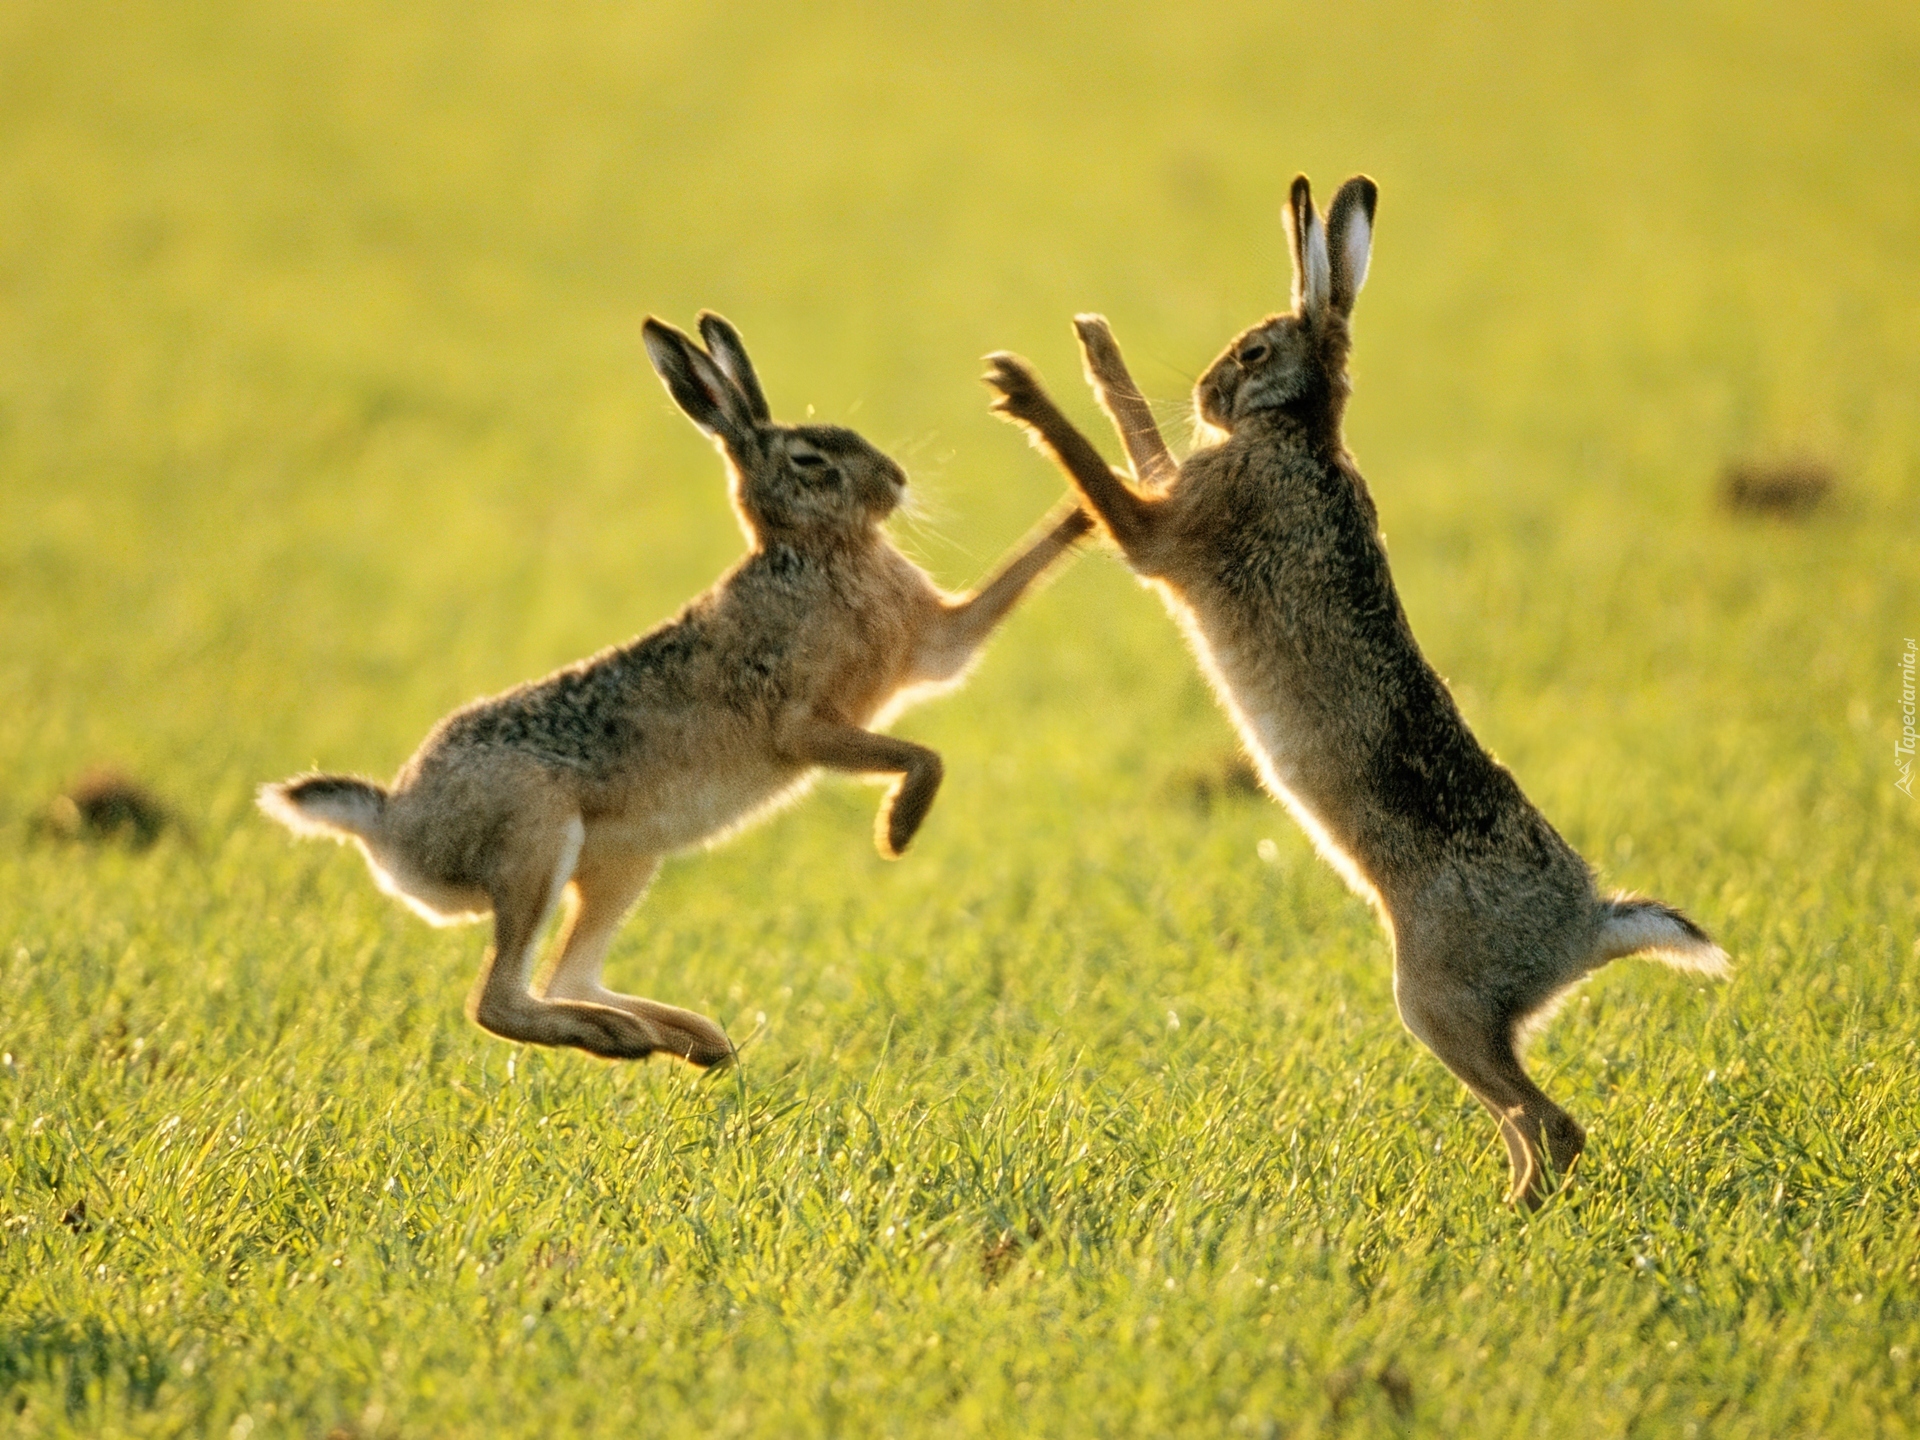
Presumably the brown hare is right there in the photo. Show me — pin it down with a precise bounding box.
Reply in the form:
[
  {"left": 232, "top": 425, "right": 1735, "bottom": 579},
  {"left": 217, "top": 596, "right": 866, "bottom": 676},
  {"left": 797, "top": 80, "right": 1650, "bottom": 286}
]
[
  {"left": 983, "top": 176, "right": 1726, "bottom": 1207},
  {"left": 263, "top": 312, "right": 1090, "bottom": 1068}
]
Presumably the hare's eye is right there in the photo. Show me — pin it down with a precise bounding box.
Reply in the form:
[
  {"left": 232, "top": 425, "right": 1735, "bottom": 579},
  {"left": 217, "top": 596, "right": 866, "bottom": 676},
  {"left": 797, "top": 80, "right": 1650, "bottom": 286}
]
[
  {"left": 790, "top": 450, "right": 828, "bottom": 471},
  {"left": 1238, "top": 341, "right": 1270, "bottom": 366}
]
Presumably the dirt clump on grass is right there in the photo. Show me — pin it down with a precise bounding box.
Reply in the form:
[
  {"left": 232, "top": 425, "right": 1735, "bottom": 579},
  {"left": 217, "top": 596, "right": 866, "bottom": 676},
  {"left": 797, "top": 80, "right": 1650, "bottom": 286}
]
[
  {"left": 1720, "top": 456, "right": 1835, "bottom": 518},
  {"left": 1326, "top": 1360, "right": 1415, "bottom": 1421},
  {"left": 30, "top": 768, "right": 182, "bottom": 850},
  {"left": 981, "top": 1220, "right": 1045, "bottom": 1283}
]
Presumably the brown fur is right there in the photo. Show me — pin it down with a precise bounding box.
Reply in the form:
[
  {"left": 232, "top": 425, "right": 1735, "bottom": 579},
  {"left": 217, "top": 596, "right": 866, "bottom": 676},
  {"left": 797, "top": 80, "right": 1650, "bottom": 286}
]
[
  {"left": 984, "top": 176, "right": 1726, "bottom": 1207},
  {"left": 262, "top": 312, "right": 1089, "bottom": 1067}
]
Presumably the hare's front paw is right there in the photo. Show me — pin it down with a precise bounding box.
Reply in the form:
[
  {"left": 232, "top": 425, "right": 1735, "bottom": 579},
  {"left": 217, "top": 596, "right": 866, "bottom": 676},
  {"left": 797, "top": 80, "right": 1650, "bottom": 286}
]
[
  {"left": 1054, "top": 505, "right": 1096, "bottom": 542},
  {"left": 1071, "top": 313, "right": 1127, "bottom": 384},
  {"left": 981, "top": 352, "right": 1054, "bottom": 427},
  {"left": 875, "top": 757, "right": 943, "bottom": 860}
]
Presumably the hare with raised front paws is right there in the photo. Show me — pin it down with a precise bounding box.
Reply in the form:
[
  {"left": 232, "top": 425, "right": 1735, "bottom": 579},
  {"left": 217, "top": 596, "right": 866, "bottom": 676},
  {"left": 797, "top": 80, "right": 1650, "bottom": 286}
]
[
  {"left": 984, "top": 177, "right": 1726, "bottom": 1207},
  {"left": 263, "top": 312, "right": 1089, "bottom": 1067}
]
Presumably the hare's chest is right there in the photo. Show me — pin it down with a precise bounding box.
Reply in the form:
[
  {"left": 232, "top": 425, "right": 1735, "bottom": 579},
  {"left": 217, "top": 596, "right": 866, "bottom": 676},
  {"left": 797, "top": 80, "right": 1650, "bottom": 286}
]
[
  {"left": 801, "top": 591, "right": 924, "bottom": 724},
  {"left": 1154, "top": 496, "right": 1328, "bottom": 781},
  {"left": 1170, "top": 588, "right": 1315, "bottom": 759},
  {"left": 726, "top": 550, "right": 932, "bottom": 724}
]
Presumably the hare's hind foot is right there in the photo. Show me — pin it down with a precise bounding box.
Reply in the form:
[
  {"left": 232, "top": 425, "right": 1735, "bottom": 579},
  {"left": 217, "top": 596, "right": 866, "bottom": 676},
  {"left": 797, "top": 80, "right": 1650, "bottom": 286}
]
[
  {"left": 466, "top": 817, "right": 687, "bottom": 1063},
  {"left": 471, "top": 986, "right": 732, "bottom": 1066},
  {"left": 1395, "top": 968, "right": 1587, "bottom": 1210},
  {"left": 465, "top": 982, "right": 665, "bottom": 1061},
  {"left": 523, "top": 847, "right": 735, "bottom": 1067},
  {"left": 622, "top": 998, "right": 735, "bottom": 1069},
  {"left": 1500, "top": 1108, "right": 1586, "bottom": 1211},
  {"left": 545, "top": 985, "right": 735, "bottom": 1069}
]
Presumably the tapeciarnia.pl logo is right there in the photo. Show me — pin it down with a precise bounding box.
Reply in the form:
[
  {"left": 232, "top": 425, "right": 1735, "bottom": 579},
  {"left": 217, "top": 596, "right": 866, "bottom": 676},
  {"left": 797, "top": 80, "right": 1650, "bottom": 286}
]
[{"left": 1898, "top": 638, "right": 1916, "bottom": 797}]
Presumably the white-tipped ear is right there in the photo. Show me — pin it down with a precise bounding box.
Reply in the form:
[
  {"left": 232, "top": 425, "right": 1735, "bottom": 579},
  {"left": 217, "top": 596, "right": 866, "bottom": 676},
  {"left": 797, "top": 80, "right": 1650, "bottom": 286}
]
[
  {"left": 1302, "top": 209, "right": 1331, "bottom": 315},
  {"left": 1325, "top": 175, "right": 1378, "bottom": 313}
]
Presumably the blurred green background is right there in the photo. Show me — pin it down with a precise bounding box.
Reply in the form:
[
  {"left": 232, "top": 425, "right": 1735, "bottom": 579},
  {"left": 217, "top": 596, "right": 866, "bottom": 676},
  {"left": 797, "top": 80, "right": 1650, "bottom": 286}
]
[{"left": 3, "top": 2, "right": 1916, "bottom": 1436}]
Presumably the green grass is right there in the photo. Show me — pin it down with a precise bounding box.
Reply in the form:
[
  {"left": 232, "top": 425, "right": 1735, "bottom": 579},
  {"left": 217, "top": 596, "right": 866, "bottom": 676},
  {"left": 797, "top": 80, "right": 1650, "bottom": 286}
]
[{"left": 4, "top": 1, "right": 1918, "bottom": 1434}]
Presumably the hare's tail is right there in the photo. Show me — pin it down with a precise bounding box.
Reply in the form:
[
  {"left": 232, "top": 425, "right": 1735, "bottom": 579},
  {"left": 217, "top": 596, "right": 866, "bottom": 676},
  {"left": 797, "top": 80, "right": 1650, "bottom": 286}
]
[
  {"left": 1592, "top": 895, "right": 1730, "bottom": 977},
  {"left": 257, "top": 774, "right": 389, "bottom": 842}
]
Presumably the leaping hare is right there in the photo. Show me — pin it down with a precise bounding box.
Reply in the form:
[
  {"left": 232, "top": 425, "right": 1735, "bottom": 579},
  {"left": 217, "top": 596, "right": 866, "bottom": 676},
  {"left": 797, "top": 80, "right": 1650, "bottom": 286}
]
[
  {"left": 983, "top": 176, "right": 1726, "bottom": 1207},
  {"left": 262, "top": 312, "right": 1090, "bottom": 1067}
]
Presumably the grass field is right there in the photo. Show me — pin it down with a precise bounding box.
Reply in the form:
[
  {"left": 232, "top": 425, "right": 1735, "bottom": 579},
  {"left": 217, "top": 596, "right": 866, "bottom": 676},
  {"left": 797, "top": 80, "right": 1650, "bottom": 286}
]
[{"left": 4, "top": 2, "right": 1918, "bottom": 1434}]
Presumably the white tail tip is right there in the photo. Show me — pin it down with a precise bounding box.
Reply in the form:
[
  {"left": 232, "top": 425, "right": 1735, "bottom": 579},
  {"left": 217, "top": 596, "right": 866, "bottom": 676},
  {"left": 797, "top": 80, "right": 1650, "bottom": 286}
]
[
  {"left": 1599, "top": 896, "right": 1731, "bottom": 978},
  {"left": 257, "top": 775, "right": 386, "bottom": 841}
]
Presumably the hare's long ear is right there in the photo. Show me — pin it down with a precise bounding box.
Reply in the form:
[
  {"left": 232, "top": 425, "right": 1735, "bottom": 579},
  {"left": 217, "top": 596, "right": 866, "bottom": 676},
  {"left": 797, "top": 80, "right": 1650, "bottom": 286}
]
[
  {"left": 696, "top": 311, "right": 772, "bottom": 423},
  {"left": 1284, "top": 175, "right": 1331, "bottom": 317},
  {"left": 643, "top": 317, "right": 755, "bottom": 446},
  {"left": 1325, "top": 175, "right": 1378, "bottom": 316}
]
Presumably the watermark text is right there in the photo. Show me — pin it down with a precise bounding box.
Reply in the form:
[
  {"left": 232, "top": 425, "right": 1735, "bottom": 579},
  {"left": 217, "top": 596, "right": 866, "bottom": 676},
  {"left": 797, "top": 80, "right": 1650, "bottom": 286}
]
[{"left": 1899, "top": 638, "right": 1916, "bottom": 797}]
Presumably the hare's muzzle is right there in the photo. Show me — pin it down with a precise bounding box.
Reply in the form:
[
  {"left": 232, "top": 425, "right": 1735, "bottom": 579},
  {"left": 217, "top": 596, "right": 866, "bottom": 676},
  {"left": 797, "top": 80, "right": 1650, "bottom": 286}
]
[
  {"left": 857, "top": 458, "right": 908, "bottom": 521},
  {"left": 1196, "top": 369, "right": 1237, "bottom": 430}
]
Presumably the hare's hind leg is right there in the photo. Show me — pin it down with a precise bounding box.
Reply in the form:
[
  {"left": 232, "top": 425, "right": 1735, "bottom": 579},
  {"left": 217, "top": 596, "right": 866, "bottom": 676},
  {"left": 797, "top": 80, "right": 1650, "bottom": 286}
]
[
  {"left": 540, "top": 846, "right": 734, "bottom": 1068},
  {"left": 465, "top": 816, "right": 663, "bottom": 1060},
  {"left": 1394, "top": 966, "right": 1585, "bottom": 1210}
]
